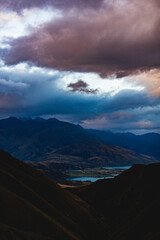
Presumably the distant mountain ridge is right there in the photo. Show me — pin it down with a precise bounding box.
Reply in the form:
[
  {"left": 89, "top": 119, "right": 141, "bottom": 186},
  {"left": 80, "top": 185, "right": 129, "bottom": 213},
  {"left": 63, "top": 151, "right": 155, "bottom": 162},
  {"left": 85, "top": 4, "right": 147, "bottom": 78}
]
[
  {"left": 0, "top": 117, "right": 158, "bottom": 168},
  {"left": 88, "top": 129, "right": 160, "bottom": 160}
]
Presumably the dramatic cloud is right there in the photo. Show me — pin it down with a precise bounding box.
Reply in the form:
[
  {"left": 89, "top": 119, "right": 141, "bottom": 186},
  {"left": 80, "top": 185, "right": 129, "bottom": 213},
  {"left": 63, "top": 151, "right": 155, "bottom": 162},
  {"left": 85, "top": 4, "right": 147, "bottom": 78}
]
[
  {"left": 2, "top": 0, "right": 160, "bottom": 78},
  {"left": 81, "top": 106, "right": 160, "bottom": 133},
  {"left": 137, "top": 69, "right": 160, "bottom": 97},
  {"left": 0, "top": 0, "right": 160, "bottom": 133},
  {"left": 0, "top": 63, "right": 159, "bottom": 133},
  {"left": 68, "top": 80, "right": 98, "bottom": 94}
]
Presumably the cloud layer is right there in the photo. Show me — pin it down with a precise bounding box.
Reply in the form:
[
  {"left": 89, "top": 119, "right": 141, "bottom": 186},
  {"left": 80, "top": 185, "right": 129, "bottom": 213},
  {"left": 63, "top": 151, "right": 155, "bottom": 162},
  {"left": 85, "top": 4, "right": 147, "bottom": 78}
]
[
  {"left": 2, "top": 0, "right": 160, "bottom": 79},
  {"left": 0, "top": 0, "right": 104, "bottom": 12},
  {"left": 0, "top": 0, "right": 160, "bottom": 133},
  {"left": 0, "top": 64, "right": 159, "bottom": 133}
]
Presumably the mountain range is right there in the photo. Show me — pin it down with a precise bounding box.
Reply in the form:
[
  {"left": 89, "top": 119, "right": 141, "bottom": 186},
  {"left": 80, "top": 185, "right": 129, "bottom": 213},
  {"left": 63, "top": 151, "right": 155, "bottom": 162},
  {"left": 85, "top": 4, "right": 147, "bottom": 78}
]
[
  {"left": 0, "top": 117, "right": 158, "bottom": 169},
  {"left": 88, "top": 129, "right": 160, "bottom": 160}
]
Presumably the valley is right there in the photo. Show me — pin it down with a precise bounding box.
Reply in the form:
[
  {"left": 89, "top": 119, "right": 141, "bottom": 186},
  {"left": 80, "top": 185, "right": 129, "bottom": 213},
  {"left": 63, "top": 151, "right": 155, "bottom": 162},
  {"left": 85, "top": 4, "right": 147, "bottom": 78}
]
[
  {"left": 66, "top": 166, "right": 131, "bottom": 182},
  {"left": 0, "top": 117, "right": 158, "bottom": 186}
]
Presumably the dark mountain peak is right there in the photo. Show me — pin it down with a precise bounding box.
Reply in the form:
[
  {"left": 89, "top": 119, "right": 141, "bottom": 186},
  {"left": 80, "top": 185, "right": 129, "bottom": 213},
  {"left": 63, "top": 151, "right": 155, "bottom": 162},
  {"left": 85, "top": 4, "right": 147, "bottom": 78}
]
[
  {"left": 47, "top": 118, "right": 83, "bottom": 129},
  {"left": 5, "top": 116, "right": 20, "bottom": 122},
  {"left": 26, "top": 118, "right": 35, "bottom": 123},
  {"left": 77, "top": 124, "right": 82, "bottom": 128},
  {"left": 117, "top": 132, "right": 136, "bottom": 136},
  {"left": 0, "top": 116, "right": 22, "bottom": 128},
  {"left": 143, "top": 132, "right": 160, "bottom": 137},
  {"left": 34, "top": 117, "right": 46, "bottom": 122},
  {"left": 47, "top": 117, "right": 60, "bottom": 123}
]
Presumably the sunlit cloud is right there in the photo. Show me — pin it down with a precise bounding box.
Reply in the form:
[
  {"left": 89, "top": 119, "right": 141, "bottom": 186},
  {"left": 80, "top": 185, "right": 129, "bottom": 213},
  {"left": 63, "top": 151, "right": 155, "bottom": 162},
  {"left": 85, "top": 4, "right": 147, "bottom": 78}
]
[
  {"left": 0, "top": 8, "right": 61, "bottom": 48},
  {"left": 58, "top": 72, "right": 144, "bottom": 96},
  {"left": 135, "top": 69, "right": 160, "bottom": 97}
]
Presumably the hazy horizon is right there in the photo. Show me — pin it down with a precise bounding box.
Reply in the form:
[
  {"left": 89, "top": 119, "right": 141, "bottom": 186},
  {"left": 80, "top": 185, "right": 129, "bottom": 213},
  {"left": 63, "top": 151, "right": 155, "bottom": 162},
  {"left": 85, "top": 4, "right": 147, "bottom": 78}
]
[{"left": 0, "top": 115, "right": 159, "bottom": 135}]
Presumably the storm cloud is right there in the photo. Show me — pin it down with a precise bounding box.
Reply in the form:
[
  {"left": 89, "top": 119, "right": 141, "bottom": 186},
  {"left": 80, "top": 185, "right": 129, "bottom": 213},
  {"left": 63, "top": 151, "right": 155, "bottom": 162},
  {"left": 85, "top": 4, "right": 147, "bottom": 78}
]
[
  {"left": 2, "top": 0, "right": 160, "bottom": 79},
  {"left": 0, "top": 64, "right": 159, "bottom": 133},
  {"left": 0, "top": 0, "right": 160, "bottom": 133}
]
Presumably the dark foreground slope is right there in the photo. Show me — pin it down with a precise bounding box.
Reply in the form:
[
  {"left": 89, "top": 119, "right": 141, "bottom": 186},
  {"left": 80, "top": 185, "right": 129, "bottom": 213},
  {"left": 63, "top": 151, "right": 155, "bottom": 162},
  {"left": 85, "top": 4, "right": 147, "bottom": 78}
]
[
  {"left": 1, "top": 148, "right": 160, "bottom": 240},
  {"left": 0, "top": 149, "right": 106, "bottom": 240},
  {"left": 72, "top": 163, "right": 160, "bottom": 240}
]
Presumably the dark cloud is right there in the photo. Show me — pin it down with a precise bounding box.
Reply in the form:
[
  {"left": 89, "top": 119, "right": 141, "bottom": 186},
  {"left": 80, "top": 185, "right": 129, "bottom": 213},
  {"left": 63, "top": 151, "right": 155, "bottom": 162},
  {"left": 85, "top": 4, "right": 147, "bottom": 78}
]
[
  {"left": 102, "top": 90, "right": 160, "bottom": 112},
  {"left": 68, "top": 80, "right": 88, "bottom": 90},
  {"left": 2, "top": 0, "right": 160, "bottom": 78},
  {"left": 0, "top": 0, "right": 104, "bottom": 12},
  {"left": 0, "top": 64, "right": 159, "bottom": 133},
  {"left": 1, "top": 0, "right": 160, "bottom": 133},
  {"left": 68, "top": 80, "right": 98, "bottom": 94}
]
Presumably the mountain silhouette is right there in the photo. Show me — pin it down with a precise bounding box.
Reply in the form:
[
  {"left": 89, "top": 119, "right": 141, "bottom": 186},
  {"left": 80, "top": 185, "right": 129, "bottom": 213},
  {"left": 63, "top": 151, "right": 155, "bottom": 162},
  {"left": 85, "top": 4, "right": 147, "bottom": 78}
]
[
  {"left": 1, "top": 148, "right": 160, "bottom": 239},
  {"left": 0, "top": 117, "right": 156, "bottom": 169},
  {"left": 88, "top": 129, "right": 160, "bottom": 160},
  {"left": 72, "top": 163, "right": 160, "bottom": 240},
  {"left": 0, "top": 149, "right": 106, "bottom": 240}
]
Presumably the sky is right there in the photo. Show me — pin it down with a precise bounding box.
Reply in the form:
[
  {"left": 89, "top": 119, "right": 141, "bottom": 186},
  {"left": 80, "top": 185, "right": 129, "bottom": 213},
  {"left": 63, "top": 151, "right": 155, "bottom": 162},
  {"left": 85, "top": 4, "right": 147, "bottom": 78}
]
[{"left": 0, "top": 0, "right": 160, "bottom": 134}]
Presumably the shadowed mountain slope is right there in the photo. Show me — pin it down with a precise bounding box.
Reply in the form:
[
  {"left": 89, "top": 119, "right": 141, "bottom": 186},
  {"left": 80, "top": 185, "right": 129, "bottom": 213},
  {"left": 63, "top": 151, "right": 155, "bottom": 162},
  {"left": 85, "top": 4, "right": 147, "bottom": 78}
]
[
  {"left": 72, "top": 163, "right": 160, "bottom": 240},
  {"left": 0, "top": 149, "right": 107, "bottom": 240},
  {"left": 88, "top": 129, "right": 160, "bottom": 160},
  {"left": 53, "top": 142, "right": 155, "bottom": 166},
  {"left": 0, "top": 117, "right": 100, "bottom": 161},
  {"left": 0, "top": 117, "right": 156, "bottom": 168}
]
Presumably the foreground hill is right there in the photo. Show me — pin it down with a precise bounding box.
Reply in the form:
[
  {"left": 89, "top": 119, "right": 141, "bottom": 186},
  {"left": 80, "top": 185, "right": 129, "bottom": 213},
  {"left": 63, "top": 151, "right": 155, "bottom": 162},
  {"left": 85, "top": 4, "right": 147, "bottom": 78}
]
[
  {"left": 72, "top": 163, "right": 160, "bottom": 240},
  {"left": 1, "top": 149, "right": 160, "bottom": 239},
  {"left": 0, "top": 149, "right": 106, "bottom": 240},
  {"left": 0, "top": 117, "right": 156, "bottom": 170}
]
